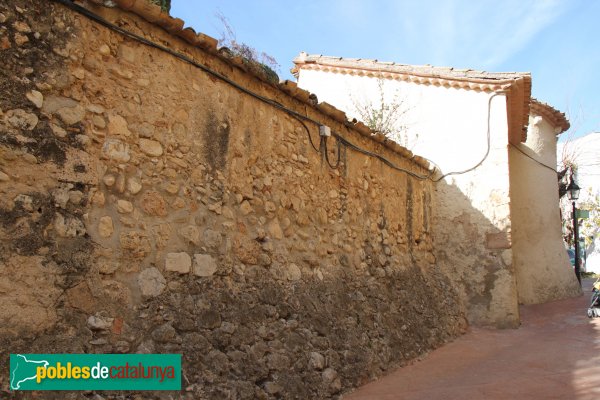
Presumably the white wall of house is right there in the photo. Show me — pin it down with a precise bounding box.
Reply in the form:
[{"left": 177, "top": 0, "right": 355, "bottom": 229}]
[
  {"left": 298, "top": 69, "right": 521, "bottom": 327},
  {"left": 509, "top": 116, "right": 581, "bottom": 303}
]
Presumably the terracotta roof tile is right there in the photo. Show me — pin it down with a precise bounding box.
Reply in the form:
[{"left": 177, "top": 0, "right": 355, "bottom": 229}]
[
  {"left": 530, "top": 98, "right": 570, "bottom": 134},
  {"left": 195, "top": 33, "right": 218, "bottom": 51},
  {"left": 163, "top": 16, "right": 184, "bottom": 34},
  {"left": 353, "top": 121, "right": 371, "bottom": 136},
  {"left": 278, "top": 80, "right": 299, "bottom": 96},
  {"left": 317, "top": 102, "right": 347, "bottom": 123},
  {"left": 177, "top": 27, "right": 201, "bottom": 46},
  {"left": 289, "top": 86, "right": 312, "bottom": 104}
]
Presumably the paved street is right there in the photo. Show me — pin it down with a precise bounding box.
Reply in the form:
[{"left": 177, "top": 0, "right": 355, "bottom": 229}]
[{"left": 345, "top": 278, "right": 600, "bottom": 400}]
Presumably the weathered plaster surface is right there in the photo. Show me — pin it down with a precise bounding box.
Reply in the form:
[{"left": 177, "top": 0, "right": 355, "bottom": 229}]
[{"left": 509, "top": 115, "right": 581, "bottom": 304}]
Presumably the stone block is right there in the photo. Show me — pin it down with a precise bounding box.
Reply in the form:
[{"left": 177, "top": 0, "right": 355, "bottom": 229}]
[
  {"left": 139, "top": 138, "right": 163, "bottom": 157},
  {"left": 308, "top": 352, "right": 325, "bottom": 370},
  {"left": 165, "top": 252, "right": 191, "bottom": 274},
  {"left": 152, "top": 323, "right": 180, "bottom": 343},
  {"left": 56, "top": 104, "right": 85, "bottom": 125},
  {"left": 108, "top": 114, "right": 132, "bottom": 137},
  {"left": 137, "top": 267, "right": 166, "bottom": 297},
  {"left": 267, "top": 218, "right": 284, "bottom": 240},
  {"left": 141, "top": 191, "right": 168, "bottom": 216},
  {"left": 26, "top": 90, "right": 43, "bottom": 108},
  {"left": 120, "top": 231, "right": 151, "bottom": 259},
  {"left": 98, "top": 216, "right": 114, "bottom": 238},
  {"left": 179, "top": 225, "right": 200, "bottom": 245},
  {"left": 66, "top": 282, "right": 96, "bottom": 313},
  {"left": 286, "top": 263, "right": 302, "bottom": 281},
  {"left": 6, "top": 109, "right": 38, "bottom": 130},
  {"left": 193, "top": 254, "right": 217, "bottom": 276},
  {"left": 42, "top": 95, "right": 78, "bottom": 114},
  {"left": 240, "top": 200, "right": 253, "bottom": 215},
  {"left": 117, "top": 199, "right": 134, "bottom": 213},
  {"left": 54, "top": 213, "right": 86, "bottom": 238},
  {"left": 127, "top": 177, "right": 143, "bottom": 194},
  {"left": 87, "top": 314, "right": 114, "bottom": 331},
  {"left": 102, "top": 139, "right": 130, "bottom": 163}
]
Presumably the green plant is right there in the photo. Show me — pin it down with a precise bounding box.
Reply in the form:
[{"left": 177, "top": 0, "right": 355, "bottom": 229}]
[
  {"left": 149, "top": 0, "right": 170, "bottom": 13},
  {"left": 350, "top": 79, "right": 415, "bottom": 148}
]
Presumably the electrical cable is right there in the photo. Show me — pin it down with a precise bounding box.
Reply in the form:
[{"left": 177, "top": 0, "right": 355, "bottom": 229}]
[
  {"left": 323, "top": 136, "right": 342, "bottom": 169},
  {"left": 332, "top": 133, "right": 435, "bottom": 180},
  {"left": 292, "top": 115, "right": 320, "bottom": 153},
  {"left": 51, "top": 0, "right": 501, "bottom": 183},
  {"left": 509, "top": 142, "right": 558, "bottom": 173},
  {"left": 431, "top": 92, "right": 504, "bottom": 182}
]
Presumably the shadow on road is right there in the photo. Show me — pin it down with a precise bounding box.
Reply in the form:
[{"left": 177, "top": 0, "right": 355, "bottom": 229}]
[{"left": 345, "top": 278, "right": 600, "bottom": 399}]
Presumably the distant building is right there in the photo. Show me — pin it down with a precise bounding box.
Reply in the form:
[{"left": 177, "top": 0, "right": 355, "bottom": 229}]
[
  {"left": 558, "top": 132, "right": 600, "bottom": 273},
  {"left": 294, "top": 53, "right": 580, "bottom": 327}
]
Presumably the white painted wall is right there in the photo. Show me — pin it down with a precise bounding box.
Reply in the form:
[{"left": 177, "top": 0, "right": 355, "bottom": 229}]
[
  {"left": 509, "top": 116, "right": 581, "bottom": 304},
  {"left": 298, "top": 69, "right": 520, "bottom": 327},
  {"left": 299, "top": 70, "right": 492, "bottom": 171}
]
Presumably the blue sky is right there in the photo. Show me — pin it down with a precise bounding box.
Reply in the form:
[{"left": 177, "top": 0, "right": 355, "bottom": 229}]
[{"left": 171, "top": 0, "right": 599, "bottom": 140}]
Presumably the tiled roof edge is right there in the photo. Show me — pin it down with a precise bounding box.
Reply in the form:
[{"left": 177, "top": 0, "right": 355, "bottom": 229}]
[
  {"left": 530, "top": 98, "right": 570, "bottom": 134},
  {"left": 294, "top": 52, "right": 533, "bottom": 143},
  {"left": 293, "top": 52, "right": 531, "bottom": 93}
]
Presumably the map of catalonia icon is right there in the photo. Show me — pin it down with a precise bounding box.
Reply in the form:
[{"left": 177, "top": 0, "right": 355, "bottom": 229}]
[{"left": 10, "top": 354, "right": 49, "bottom": 390}]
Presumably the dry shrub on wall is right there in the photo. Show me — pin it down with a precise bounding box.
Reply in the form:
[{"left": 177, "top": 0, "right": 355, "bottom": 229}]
[
  {"left": 350, "top": 78, "right": 417, "bottom": 149},
  {"left": 215, "top": 11, "right": 280, "bottom": 84}
]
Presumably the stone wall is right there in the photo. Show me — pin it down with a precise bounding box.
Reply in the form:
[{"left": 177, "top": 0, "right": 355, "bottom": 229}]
[{"left": 0, "top": 1, "right": 465, "bottom": 398}]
